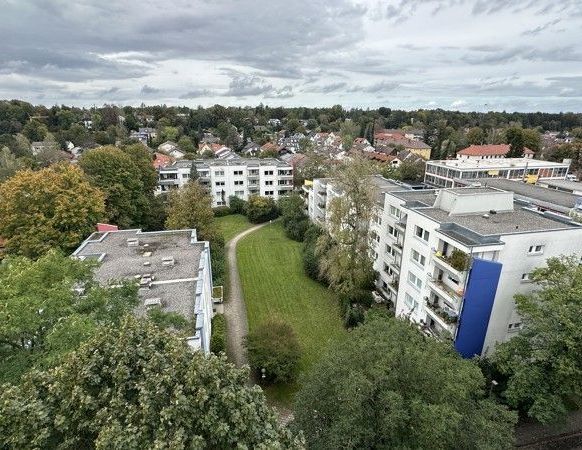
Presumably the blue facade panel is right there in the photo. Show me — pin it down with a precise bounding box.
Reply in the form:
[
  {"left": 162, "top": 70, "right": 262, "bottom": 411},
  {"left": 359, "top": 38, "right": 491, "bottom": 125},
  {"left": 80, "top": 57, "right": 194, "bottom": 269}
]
[{"left": 454, "top": 258, "right": 502, "bottom": 358}]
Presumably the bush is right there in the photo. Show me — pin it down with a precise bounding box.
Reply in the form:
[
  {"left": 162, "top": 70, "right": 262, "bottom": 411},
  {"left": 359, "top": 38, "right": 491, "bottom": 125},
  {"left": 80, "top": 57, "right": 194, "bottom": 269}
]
[
  {"left": 212, "top": 206, "right": 232, "bottom": 217},
  {"left": 245, "top": 318, "right": 301, "bottom": 384},
  {"left": 210, "top": 314, "right": 226, "bottom": 354},
  {"left": 447, "top": 249, "right": 469, "bottom": 271},
  {"left": 344, "top": 304, "right": 365, "bottom": 328},
  {"left": 284, "top": 217, "right": 310, "bottom": 241},
  {"left": 279, "top": 194, "right": 309, "bottom": 241},
  {"left": 302, "top": 224, "right": 325, "bottom": 282},
  {"left": 228, "top": 195, "right": 247, "bottom": 215},
  {"left": 209, "top": 234, "right": 226, "bottom": 286},
  {"left": 246, "top": 195, "right": 279, "bottom": 224}
]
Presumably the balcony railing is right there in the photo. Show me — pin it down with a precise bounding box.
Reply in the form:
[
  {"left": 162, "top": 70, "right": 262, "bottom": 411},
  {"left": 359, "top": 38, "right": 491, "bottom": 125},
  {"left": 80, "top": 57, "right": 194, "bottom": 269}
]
[
  {"left": 425, "top": 300, "right": 458, "bottom": 325},
  {"left": 428, "top": 278, "right": 463, "bottom": 303},
  {"left": 433, "top": 249, "right": 469, "bottom": 273}
]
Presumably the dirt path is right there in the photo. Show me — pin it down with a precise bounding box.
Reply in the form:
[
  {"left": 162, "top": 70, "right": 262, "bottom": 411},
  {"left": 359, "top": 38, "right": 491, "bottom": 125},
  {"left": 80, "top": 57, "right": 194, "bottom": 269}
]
[{"left": 223, "top": 222, "right": 269, "bottom": 368}]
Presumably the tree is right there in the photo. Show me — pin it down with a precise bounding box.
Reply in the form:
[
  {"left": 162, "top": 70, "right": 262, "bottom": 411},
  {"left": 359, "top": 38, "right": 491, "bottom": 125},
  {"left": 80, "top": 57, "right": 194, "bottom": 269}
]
[
  {"left": 505, "top": 126, "right": 525, "bottom": 157},
  {"left": 302, "top": 224, "right": 325, "bottom": 282},
  {"left": 0, "top": 146, "right": 25, "bottom": 181},
  {"left": 339, "top": 120, "right": 360, "bottom": 150},
  {"left": 294, "top": 317, "right": 517, "bottom": 449},
  {"left": 0, "top": 317, "right": 302, "bottom": 449},
  {"left": 316, "top": 155, "right": 376, "bottom": 295},
  {"left": 398, "top": 160, "right": 425, "bottom": 182},
  {"left": 0, "top": 251, "right": 138, "bottom": 383},
  {"left": 466, "top": 126, "right": 486, "bottom": 145},
  {"left": 21, "top": 119, "right": 47, "bottom": 142},
  {"left": 245, "top": 318, "right": 301, "bottom": 384},
  {"left": 228, "top": 195, "right": 247, "bottom": 215},
  {"left": 0, "top": 164, "right": 105, "bottom": 258},
  {"left": 494, "top": 255, "right": 582, "bottom": 424},
  {"left": 246, "top": 195, "right": 279, "bottom": 223},
  {"left": 522, "top": 128, "right": 541, "bottom": 153},
  {"left": 279, "top": 193, "right": 309, "bottom": 241},
  {"left": 177, "top": 135, "right": 195, "bottom": 153},
  {"left": 165, "top": 181, "right": 214, "bottom": 239},
  {"left": 79, "top": 146, "right": 149, "bottom": 228}
]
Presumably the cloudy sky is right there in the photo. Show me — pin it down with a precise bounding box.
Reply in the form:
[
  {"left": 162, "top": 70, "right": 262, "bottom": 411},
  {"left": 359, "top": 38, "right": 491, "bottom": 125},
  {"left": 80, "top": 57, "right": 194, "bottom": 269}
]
[{"left": 1, "top": 0, "right": 581, "bottom": 112}]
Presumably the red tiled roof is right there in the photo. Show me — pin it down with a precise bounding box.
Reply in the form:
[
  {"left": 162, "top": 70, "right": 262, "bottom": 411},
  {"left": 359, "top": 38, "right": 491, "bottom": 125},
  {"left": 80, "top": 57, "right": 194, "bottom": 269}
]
[
  {"left": 153, "top": 152, "right": 174, "bottom": 169},
  {"left": 363, "top": 151, "right": 397, "bottom": 162},
  {"left": 96, "top": 223, "right": 119, "bottom": 232},
  {"left": 457, "top": 144, "right": 534, "bottom": 156}
]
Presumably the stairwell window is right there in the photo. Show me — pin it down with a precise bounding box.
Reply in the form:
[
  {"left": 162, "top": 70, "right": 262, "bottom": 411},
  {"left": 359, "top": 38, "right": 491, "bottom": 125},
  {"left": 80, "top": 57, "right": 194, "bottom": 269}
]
[
  {"left": 407, "top": 271, "right": 422, "bottom": 290},
  {"left": 411, "top": 249, "right": 426, "bottom": 267},
  {"left": 404, "top": 292, "right": 418, "bottom": 310},
  {"left": 528, "top": 245, "right": 544, "bottom": 255}
]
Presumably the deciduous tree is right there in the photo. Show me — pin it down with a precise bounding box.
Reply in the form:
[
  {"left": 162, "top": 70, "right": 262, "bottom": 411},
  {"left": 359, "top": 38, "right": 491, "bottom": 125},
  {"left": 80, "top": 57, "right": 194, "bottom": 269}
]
[
  {"left": 294, "top": 318, "right": 517, "bottom": 449},
  {"left": 494, "top": 255, "right": 582, "bottom": 424},
  {"left": 0, "top": 164, "right": 105, "bottom": 258},
  {"left": 165, "top": 181, "right": 214, "bottom": 239},
  {"left": 0, "top": 317, "right": 302, "bottom": 449},
  {"left": 246, "top": 195, "right": 279, "bottom": 223}
]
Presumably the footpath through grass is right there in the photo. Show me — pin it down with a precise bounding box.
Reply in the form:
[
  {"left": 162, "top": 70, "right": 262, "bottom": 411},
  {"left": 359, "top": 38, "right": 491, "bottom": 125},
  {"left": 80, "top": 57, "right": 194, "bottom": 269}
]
[
  {"left": 236, "top": 222, "right": 345, "bottom": 405},
  {"left": 214, "top": 214, "right": 253, "bottom": 242}
]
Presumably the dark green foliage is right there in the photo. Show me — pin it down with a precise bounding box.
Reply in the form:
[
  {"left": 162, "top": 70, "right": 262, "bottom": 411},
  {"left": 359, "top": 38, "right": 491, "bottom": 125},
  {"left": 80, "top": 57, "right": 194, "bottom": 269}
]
[
  {"left": 146, "top": 308, "right": 190, "bottom": 331},
  {"left": 209, "top": 234, "right": 226, "bottom": 286},
  {"left": 212, "top": 206, "right": 232, "bottom": 217},
  {"left": 0, "top": 317, "right": 303, "bottom": 449},
  {"left": 245, "top": 318, "right": 301, "bottom": 384},
  {"left": 245, "top": 195, "right": 279, "bottom": 223},
  {"left": 447, "top": 249, "right": 470, "bottom": 271},
  {"left": 294, "top": 317, "right": 517, "bottom": 450},
  {"left": 210, "top": 314, "right": 227, "bottom": 354},
  {"left": 228, "top": 195, "right": 247, "bottom": 215},
  {"left": 279, "top": 194, "right": 310, "bottom": 241},
  {"left": 343, "top": 304, "right": 365, "bottom": 328},
  {"left": 302, "top": 224, "right": 325, "bottom": 282}
]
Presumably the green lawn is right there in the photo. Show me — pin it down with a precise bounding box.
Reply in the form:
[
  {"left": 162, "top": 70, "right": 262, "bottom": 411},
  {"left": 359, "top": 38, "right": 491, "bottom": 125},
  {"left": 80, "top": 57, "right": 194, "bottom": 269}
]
[
  {"left": 214, "top": 214, "right": 253, "bottom": 242},
  {"left": 237, "top": 222, "right": 345, "bottom": 406}
]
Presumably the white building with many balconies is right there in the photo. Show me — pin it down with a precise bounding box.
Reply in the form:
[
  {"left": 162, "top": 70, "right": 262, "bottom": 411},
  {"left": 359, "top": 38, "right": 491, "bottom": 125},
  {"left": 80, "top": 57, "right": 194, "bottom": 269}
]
[{"left": 157, "top": 158, "right": 294, "bottom": 206}]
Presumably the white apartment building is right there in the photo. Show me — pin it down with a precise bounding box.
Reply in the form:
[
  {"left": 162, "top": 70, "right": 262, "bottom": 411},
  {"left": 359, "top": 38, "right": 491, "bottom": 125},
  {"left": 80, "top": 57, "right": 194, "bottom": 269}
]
[
  {"left": 309, "top": 176, "right": 582, "bottom": 358},
  {"left": 425, "top": 157, "right": 570, "bottom": 188},
  {"left": 157, "top": 158, "right": 294, "bottom": 207},
  {"left": 72, "top": 229, "right": 216, "bottom": 354}
]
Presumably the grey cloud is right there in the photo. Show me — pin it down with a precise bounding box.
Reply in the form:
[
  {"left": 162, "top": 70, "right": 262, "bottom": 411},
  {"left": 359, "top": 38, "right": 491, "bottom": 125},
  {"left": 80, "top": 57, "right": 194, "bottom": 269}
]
[
  {"left": 141, "top": 84, "right": 161, "bottom": 94},
  {"left": 348, "top": 81, "right": 399, "bottom": 93},
  {"left": 265, "top": 85, "right": 294, "bottom": 99},
  {"left": 462, "top": 45, "right": 582, "bottom": 65},
  {"left": 522, "top": 18, "right": 561, "bottom": 36},
  {"left": 223, "top": 74, "right": 273, "bottom": 97},
  {"left": 318, "top": 82, "right": 348, "bottom": 94},
  {"left": 179, "top": 89, "right": 212, "bottom": 99}
]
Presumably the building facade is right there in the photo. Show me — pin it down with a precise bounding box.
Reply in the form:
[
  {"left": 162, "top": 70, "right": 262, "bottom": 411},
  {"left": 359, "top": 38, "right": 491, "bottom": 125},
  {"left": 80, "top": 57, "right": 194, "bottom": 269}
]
[
  {"left": 309, "top": 176, "right": 582, "bottom": 357},
  {"left": 425, "top": 157, "right": 569, "bottom": 187},
  {"left": 72, "top": 229, "right": 216, "bottom": 354},
  {"left": 157, "top": 158, "right": 294, "bottom": 206}
]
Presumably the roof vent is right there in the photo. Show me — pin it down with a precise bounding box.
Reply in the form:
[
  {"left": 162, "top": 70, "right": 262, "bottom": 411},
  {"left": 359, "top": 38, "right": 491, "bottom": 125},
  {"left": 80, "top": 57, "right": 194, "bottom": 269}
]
[
  {"left": 127, "top": 238, "right": 139, "bottom": 247},
  {"left": 144, "top": 298, "right": 163, "bottom": 309},
  {"left": 489, "top": 210, "right": 497, "bottom": 215},
  {"left": 162, "top": 256, "right": 175, "bottom": 267},
  {"left": 482, "top": 214, "right": 490, "bottom": 219},
  {"left": 143, "top": 261, "right": 151, "bottom": 266}
]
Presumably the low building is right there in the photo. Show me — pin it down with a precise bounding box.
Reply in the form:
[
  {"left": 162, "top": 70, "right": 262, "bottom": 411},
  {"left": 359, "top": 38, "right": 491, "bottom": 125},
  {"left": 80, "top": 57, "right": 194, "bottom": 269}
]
[
  {"left": 457, "top": 144, "right": 534, "bottom": 160},
  {"left": 425, "top": 157, "right": 570, "bottom": 187},
  {"left": 72, "top": 228, "right": 215, "bottom": 353},
  {"left": 242, "top": 141, "right": 261, "bottom": 157},
  {"left": 536, "top": 179, "right": 582, "bottom": 195},
  {"left": 374, "top": 131, "right": 432, "bottom": 160},
  {"left": 157, "top": 158, "right": 294, "bottom": 207},
  {"left": 130, "top": 127, "right": 157, "bottom": 146}
]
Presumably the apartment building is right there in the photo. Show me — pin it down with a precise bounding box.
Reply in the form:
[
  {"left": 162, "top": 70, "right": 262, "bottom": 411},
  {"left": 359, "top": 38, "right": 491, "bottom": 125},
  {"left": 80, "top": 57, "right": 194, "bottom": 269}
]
[
  {"left": 157, "top": 158, "right": 294, "bottom": 207},
  {"left": 309, "top": 176, "right": 582, "bottom": 358},
  {"left": 425, "top": 157, "right": 569, "bottom": 187},
  {"left": 72, "top": 228, "right": 216, "bottom": 354}
]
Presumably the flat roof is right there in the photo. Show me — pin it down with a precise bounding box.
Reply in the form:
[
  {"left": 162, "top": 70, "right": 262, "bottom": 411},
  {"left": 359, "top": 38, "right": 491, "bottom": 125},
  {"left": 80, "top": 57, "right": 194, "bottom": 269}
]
[
  {"left": 426, "top": 157, "right": 569, "bottom": 170},
  {"left": 73, "top": 229, "right": 205, "bottom": 320},
  {"left": 193, "top": 157, "right": 291, "bottom": 168},
  {"left": 537, "top": 179, "right": 582, "bottom": 191},
  {"left": 391, "top": 190, "right": 439, "bottom": 206},
  {"left": 465, "top": 178, "right": 579, "bottom": 211}
]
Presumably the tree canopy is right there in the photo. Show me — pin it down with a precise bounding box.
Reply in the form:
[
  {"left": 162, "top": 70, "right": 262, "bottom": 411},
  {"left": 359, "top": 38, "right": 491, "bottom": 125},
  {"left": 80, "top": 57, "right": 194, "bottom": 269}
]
[
  {"left": 494, "top": 255, "right": 582, "bottom": 424},
  {"left": 294, "top": 317, "right": 517, "bottom": 449},
  {"left": 165, "top": 180, "right": 214, "bottom": 239},
  {"left": 0, "top": 317, "right": 302, "bottom": 449},
  {"left": 0, "top": 164, "right": 105, "bottom": 258}
]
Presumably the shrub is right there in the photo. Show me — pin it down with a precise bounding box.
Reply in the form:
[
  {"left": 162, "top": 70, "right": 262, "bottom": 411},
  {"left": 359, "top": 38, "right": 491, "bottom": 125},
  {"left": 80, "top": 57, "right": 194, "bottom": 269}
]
[
  {"left": 245, "top": 318, "right": 301, "bottom": 384},
  {"left": 246, "top": 195, "right": 279, "bottom": 224},
  {"left": 210, "top": 314, "right": 226, "bottom": 354},
  {"left": 302, "top": 224, "right": 325, "bottom": 282},
  {"left": 212, "top": 206, "right": 232, "bottom": 217},
  {"left": 447, "top": 249, "right": 469, "bottom": 271},
  {"left": 344, "top": 304, "right": 365, "bottom": 328},
  {"left": 284, "top": 217, "right": 310, "bottom": 241},
  {"left": 228, "top": 195, "right": 247, "bottom": 215},
  {"left": 209, "top": 234, "right": 226, "bottom": 286}
]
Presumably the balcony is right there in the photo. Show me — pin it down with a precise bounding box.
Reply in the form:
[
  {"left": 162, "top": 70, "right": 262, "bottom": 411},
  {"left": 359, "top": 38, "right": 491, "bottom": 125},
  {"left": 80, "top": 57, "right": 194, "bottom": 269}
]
[
  {"left": 428, "top": 278, "right": 463, "bottom": 304},
  {"left": 433, "top": 249, "right": 469, "bottom": 277},
  {"left": 317, "top": 202, "right": 326, "bottom": 209},
  {"left": 392, "top": 242, "right": 403, "bottom": 253},
  {"left": 425, "top": 299, "right": 458, "bottom": 326},
  {"left": 318, "top": 190, "right": 327, "bottom": 196}
]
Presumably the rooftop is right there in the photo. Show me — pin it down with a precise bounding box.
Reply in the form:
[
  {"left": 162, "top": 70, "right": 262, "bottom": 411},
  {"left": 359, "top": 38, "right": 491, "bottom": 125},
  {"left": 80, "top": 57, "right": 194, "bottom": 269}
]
[
  {"left": 427, "top": 157, "right": 569, "bottom": 170},
  {"left": 73, "top": 229, "right": 206, "bottom": 320},
  {"left": 537, "top": 179, "right": 582, "bottom": 192},
  {"left": 457, "top": 144, "right": 534, "bottom": 156}
]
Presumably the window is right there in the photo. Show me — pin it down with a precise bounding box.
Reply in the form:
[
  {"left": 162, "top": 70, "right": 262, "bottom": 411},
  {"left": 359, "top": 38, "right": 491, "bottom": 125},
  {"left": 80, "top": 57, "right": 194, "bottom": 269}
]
[
  {"left": 215, "top": 181, "right": 225, "bottom": 186},
  {"left": 447, "top": 274, "right": 459, "bottom": 285},
  {"left": 216, "top": 201, "right": 226, "bottom": 206},
  {"left": 404, "top": 292, "right": 418, "bottom": 310},
  {"left": 234, "top": 180, "right": 243, "bottom": 186},
  {"left": 233, "top": 170, "right": 243, "bottom": 175},
  {"left": 265, "top": 180, "right": 274, "bottom": 186},
  {"left": 415, "top": 225, "right": 430, "bottom": 242},
  {"left": 264, "top": 190, "right": 274, "bottom": 196},
  {"left": 389, "top": 205, "right": 401, "bottom": 218},
  {"left": 182, "top": 173, "right": 190, "bottom": 179},
  {"left": 387, "top": 225, "right": 398, "bottom": 239},
  {"left": 264, "top": 170, "right": 274, "bottom": 176},
  {"left": 521, "top": 273, "right": 532, "bottom": 282},
  {"left": 235, "top": 190, "right": 244, "bottom": 197},
  {"left": 385, "top": 244, "right": 396, "bottom": 257},
  {"left": 411, "top": 249, "right": 426, "bottom": 267},
  {"left": 508, "top": 322, "right": 522, "bottom": 332},
  {"left": 407, "top": 271, "right": 422, "bottom": 290},
  {"left": 528, "top": 245, "right": 544, "bottom": 255},
  {"left": 214, "top": 170, "right": 225, "bottom": 176}
]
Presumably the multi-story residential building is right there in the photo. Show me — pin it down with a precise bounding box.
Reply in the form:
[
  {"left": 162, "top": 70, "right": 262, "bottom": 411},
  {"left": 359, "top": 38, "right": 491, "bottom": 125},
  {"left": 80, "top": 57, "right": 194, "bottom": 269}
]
[
  {"left": 309, "top": 176, "right": 582, "bottom": 358},
  {"left": 157, "top": 158, "right": 294, "bottom": 206},
  {"left": 425, "top": 157, "right": 570, "bottom": 187},
  {"left": 72, "top": 228, "right": 216, "bottom": 353}
]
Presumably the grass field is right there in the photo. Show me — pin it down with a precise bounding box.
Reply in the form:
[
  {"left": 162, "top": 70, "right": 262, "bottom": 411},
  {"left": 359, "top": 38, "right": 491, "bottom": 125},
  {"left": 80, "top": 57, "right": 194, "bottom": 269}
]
[
  {"left": 214, "top": 214, "right": 253, "bottom": 242},
  {"left": 237, "top": 222, "right": 345, "bottom": 405}
]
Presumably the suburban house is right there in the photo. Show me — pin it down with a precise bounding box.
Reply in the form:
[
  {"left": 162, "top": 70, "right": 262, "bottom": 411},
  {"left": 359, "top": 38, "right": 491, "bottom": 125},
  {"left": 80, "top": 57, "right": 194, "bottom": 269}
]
[
  {"left": 153, "top": 152, "right": 174, "bottom": 169},
  {"left": 30, "top": 140, "right": 59, "bottom": 156},
  {"left": 457, "top": 144, "right": 535, "bottom": 160},
  {"left": 242, "top": 141, "right": 261, "bottom": 156},
  {"left": 72, "top": 228, "right": 216, "bottom": 354},
  {"left": 130, "top": 127, "right": 157, "bottom": 145},
  {"left": 374, "top": 131, "right": 432, "bottom": 160},
  {"left": 199, "top": 143, "right": 237, "bottom": 159},
  {"left": 308, "top": 176, "right": 582, "bottom": 358},
  {"left": 157, "top": 158, "right": 293, "bottom": 206}
]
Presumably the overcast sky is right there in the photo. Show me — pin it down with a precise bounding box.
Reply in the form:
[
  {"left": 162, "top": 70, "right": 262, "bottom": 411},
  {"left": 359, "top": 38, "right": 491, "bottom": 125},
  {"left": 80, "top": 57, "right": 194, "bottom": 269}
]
[{"left": 1, "top": 0, "right": 581, "bottom": 112}]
